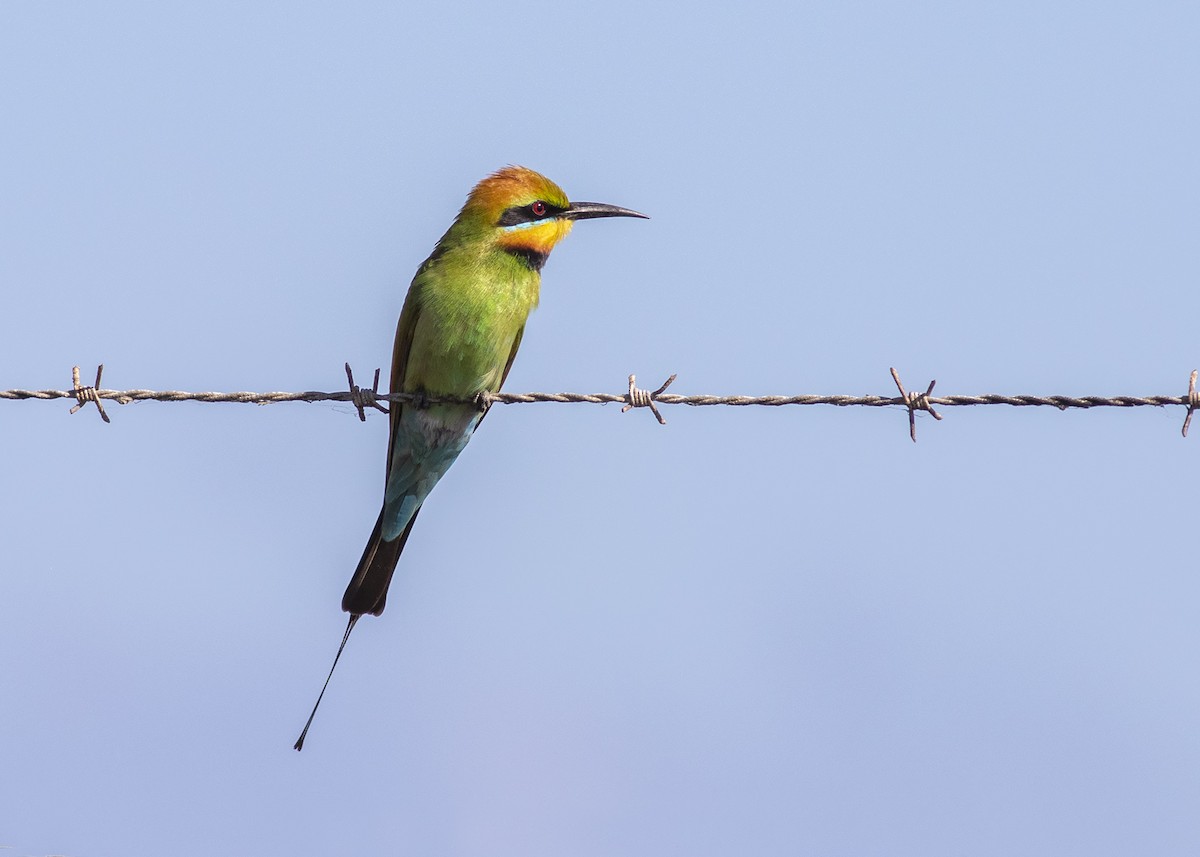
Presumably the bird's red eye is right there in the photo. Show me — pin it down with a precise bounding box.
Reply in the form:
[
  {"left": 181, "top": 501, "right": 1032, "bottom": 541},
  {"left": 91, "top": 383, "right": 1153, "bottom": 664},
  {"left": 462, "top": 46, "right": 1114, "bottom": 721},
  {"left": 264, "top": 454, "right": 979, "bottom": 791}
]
[{"left": 531, "top": 201, "right": 547, "bottom": 217}]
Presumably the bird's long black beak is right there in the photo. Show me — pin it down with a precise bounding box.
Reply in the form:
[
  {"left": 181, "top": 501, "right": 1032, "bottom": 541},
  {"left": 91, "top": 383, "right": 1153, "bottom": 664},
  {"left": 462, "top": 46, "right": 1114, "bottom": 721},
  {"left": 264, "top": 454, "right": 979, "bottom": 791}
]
[{"left": 560, "top": 201, "right": 649, "bottom": 221}]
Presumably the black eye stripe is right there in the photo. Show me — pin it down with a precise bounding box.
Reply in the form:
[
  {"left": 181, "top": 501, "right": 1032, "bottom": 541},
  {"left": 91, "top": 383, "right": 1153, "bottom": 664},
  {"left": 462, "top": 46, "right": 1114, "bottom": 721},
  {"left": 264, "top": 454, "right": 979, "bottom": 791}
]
[{"left": 496, "top": 201, "right": 565, "bottom": 227}]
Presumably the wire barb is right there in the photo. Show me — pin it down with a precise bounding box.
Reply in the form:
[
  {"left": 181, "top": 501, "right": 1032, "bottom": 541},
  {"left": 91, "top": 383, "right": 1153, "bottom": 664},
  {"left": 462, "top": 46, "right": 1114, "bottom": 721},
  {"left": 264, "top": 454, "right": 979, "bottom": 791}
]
[
  {"left": 890, "top": 367, "right": 942, "bottom": 443},
  {"left": 68, "top": 364, "right": 110, "bottom": 423},
  {"left": 1183, "top": 370, "right": 1199, "bottom": 438},
  {"left": 621, "top": 373, "right": 676, "bottom": 425},
  {"left": 344, "top": 363, "right": 388, "bottom": 422}
]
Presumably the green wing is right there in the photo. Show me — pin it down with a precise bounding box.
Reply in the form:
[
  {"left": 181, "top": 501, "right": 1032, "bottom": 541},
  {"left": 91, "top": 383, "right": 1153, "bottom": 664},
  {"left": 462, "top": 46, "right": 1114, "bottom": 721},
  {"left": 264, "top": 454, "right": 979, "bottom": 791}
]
[
  {"left": 385, "top": 276, "right": 425, "bottom": 476},
  {"left": 475, "top": 323, "right": 524, "bottom": 430}
]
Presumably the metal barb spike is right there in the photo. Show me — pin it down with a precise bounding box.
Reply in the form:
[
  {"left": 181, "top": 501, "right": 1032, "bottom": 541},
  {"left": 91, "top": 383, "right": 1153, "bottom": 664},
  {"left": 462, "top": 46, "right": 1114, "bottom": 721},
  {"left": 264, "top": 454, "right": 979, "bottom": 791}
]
[
  {"left": 890, "top": 367, "right": 942, "bottom": 443},
  {"left": 344, "top": 363, "right": 388, "bottom": 421},
  {"left": 69, "top": 364, "right": 110, "bottom": 423},
  {"left": 621, "top": 373, "right": 676, "bottom": 425},
  {"left": 1183, "top": 369, "right": 1198, "bottom": 438}
]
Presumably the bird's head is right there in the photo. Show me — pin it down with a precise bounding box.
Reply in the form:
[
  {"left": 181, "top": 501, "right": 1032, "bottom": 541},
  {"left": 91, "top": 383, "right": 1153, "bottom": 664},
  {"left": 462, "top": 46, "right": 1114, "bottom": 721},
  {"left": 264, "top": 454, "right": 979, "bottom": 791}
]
[{"left": 452, "top": 166, "right": 647, "bottom": 270}]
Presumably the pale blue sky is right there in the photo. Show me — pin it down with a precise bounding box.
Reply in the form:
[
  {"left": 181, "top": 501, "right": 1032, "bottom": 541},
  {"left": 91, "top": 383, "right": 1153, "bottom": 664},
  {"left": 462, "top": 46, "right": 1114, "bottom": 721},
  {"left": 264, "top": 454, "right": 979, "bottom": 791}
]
[{"left": 3, "top": 2, "right": 1198, "bottom": 855}]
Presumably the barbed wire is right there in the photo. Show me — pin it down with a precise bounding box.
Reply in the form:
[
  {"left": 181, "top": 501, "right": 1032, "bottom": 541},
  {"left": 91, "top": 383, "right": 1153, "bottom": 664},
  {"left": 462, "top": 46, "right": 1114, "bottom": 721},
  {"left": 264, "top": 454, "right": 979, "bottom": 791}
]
[{"left": 2, "top": 364, "right": 1198, "bottom": 441}]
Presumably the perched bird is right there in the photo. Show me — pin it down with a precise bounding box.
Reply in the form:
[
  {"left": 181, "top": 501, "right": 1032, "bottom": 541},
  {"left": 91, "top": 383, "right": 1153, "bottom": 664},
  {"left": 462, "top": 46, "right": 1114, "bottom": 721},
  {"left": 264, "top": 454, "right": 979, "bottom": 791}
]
[{"left": 295, "top": 166, "right": 647, "bottom": 749}]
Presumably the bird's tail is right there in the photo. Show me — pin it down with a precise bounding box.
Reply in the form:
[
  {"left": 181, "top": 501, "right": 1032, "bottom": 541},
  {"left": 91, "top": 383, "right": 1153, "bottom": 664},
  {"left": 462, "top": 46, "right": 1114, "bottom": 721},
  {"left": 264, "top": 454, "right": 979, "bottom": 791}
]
[
  {"left": 341, "top": 505, "right": 421, "bottom": 616},
  {"left": 293, "top": 505, "right": 421, "bottom": 750}
]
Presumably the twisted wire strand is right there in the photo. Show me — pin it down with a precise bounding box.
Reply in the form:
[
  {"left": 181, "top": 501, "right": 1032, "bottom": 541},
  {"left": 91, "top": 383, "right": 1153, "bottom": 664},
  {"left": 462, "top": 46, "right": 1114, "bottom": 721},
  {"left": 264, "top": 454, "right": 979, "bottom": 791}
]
[
  {"left": 0, "top": 385, "right": 1191, "bottom": 410},
  {"left": 7, "top": 363, "right": 1196, "bottom": 442}
]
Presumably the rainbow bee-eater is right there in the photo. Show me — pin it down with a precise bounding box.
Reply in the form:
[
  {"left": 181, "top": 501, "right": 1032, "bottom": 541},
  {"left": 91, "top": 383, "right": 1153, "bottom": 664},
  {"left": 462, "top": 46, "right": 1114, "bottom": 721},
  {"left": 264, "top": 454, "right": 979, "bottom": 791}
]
[{"left": 295, "top": 166, "right": 646, "bottom": 749}]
